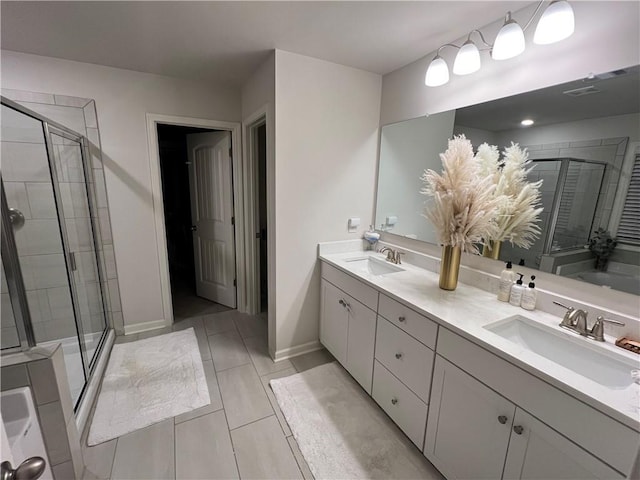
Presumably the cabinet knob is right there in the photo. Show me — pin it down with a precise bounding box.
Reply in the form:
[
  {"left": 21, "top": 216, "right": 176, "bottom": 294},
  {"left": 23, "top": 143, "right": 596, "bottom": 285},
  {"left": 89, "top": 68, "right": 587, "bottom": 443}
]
[
  {"left": 338, "top": 299, "right": 346, "bottom": 307},
  {"left": 513, "top": 425, "right": 524, "bottom": 435},
  {"left": 391, "top": 397, "right": 398, "bottom": 405},
  {"left": 498, "top": 415, "right": 508, "bottom": 424},
  {"left": 395, "top": 353, "right": 403, "bottom": 359},
  {"left": 398, "top": 316, "right": 406, "bottom": 323}
]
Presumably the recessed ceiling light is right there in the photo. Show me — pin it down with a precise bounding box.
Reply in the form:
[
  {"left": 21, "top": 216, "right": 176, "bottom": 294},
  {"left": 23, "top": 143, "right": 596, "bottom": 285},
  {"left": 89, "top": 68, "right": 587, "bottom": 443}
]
[{"left": 521, "top": 119, "right": 535, "bottom": 126}]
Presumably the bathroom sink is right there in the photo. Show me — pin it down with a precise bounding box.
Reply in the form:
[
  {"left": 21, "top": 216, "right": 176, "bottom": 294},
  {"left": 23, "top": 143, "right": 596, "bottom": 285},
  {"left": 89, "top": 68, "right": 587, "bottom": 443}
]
[
  {"left": 484, "top": 315, "right": 640, "bottom": 389},
  {"left": 344, "top": 256, "right": 405, "bottom": 276}
]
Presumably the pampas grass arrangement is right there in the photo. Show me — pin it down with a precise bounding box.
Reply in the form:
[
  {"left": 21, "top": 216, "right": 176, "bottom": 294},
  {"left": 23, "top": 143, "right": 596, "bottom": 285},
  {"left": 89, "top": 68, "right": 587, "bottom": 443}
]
[
  {"left": 475, "top": 142, "right": 544, "bottom": 248},
  {"left": 421, "top": 135, "right": 503, "bottom": 254}
]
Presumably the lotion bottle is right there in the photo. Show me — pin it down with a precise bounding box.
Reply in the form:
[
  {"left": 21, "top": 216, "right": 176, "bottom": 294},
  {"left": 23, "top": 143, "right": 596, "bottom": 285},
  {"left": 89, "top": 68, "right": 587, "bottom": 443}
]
[
  {"left": 509, "top": 273, "right": 525, "bottom": 307},
  {"left": 521, "top": 275, "right": 537, "bottom": 311},
  {"left": 497, "top": 261, "right": 515, "bottom": 302}
]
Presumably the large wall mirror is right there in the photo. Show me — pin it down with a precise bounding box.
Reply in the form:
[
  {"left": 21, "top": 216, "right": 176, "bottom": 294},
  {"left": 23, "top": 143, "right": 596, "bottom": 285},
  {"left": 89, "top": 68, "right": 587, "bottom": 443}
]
[{"left": 375, "top": 65, "right": 640, "bottom": 296}]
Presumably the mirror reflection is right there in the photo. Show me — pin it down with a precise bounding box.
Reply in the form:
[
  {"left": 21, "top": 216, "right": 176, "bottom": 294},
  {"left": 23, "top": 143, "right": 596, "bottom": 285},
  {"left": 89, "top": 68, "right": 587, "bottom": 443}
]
[{"left": 375, "top": 65, "right": 640, "bottom": 295}]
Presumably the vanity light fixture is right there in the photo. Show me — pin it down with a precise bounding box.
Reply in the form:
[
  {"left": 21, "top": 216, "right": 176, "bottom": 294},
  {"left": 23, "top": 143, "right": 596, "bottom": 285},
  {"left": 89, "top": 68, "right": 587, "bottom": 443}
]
[
  {"left": 425, "top": 48, "right": 453, "bottom": 87},
  {"left": 424, "top": 0, "right": 575, "bottom": 87},
  {"left": 521, "top": 119, "right": 535, "bottom": 126},
  {"left": 534, "top": 0, "right": 575, "bottom": 44},
  {"left": 492, "top": 12, "right": 526, "bottom": 60}
]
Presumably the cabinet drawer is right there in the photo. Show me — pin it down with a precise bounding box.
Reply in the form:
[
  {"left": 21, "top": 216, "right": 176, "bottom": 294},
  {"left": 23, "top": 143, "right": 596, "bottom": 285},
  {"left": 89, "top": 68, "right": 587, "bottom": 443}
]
[
  {"left": 372, "top": 361, "right": 428, "bottom": 450},
  {"left": 375, "top": 317, "right": 434, "bottom": 402},
  {"left": 378, "top": 294, "right": 437, "bottom": 349},
  {"left": 438, "top": 328, "right": 639, "bottom": 476},
  {"left": 321, "top": 262, "right": 378, "bottom": 311}
]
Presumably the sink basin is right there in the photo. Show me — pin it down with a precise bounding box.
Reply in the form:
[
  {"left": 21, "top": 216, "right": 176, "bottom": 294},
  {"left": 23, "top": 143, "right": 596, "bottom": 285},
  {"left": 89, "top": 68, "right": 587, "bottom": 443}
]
[
  {"left": 484, "top": 315, "right": 640, "bottom": 389},
  {"left": 344, "top": 256, "right": 405, "bottom": 276}
]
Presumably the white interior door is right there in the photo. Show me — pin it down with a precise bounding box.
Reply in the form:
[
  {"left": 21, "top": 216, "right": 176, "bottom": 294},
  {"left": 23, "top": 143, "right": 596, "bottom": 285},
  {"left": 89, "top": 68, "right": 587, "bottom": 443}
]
[{"left": 187, "top": 131, "right": 236, "bottom": 308}]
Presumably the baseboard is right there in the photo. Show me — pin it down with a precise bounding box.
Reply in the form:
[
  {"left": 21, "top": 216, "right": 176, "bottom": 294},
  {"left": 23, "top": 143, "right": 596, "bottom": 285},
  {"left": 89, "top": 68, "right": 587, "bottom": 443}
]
[
  {"left": 123, "top": 319, "right": 170, "bottom": 335},
  {"left": 274, "top": 340, "right": 323, "bottom": 362}
]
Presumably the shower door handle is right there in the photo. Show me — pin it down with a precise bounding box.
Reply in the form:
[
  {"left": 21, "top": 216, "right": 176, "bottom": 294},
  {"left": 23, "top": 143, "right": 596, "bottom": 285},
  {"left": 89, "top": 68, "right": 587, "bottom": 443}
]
[
  {"left": 8, "top": 208, "right": 25, "bottom": 230},
  {"left": 69, "top": 252, "right": 77, "bottom": 272}
]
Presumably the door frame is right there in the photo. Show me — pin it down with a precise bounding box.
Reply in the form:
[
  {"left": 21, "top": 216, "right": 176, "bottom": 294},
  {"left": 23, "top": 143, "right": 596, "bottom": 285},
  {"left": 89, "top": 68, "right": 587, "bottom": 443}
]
[
  {"left": 242, "top": 108, "right": 266, "bottom": 315},
  {"left": 242, "top": 104, "right": 276, "bottom": 357},
  {"left": 146, "top": 113, "right": 244, "bottom": 325}
]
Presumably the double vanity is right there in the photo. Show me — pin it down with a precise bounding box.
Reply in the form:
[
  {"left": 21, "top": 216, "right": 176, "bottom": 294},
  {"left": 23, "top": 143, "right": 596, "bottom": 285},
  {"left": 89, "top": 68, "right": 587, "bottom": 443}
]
[{"left": 318, "top": 243, "right": 640, "bottom": 479}]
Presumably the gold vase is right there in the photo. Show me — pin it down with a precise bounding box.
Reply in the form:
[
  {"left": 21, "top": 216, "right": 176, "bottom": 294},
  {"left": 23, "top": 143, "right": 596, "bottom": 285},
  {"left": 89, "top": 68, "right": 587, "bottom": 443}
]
[
  {"left": 482, "top": 240, "right": 501, "bottom": 260},
  {"left": 439, "top": 245, "right": 461, "bottom": 291}
]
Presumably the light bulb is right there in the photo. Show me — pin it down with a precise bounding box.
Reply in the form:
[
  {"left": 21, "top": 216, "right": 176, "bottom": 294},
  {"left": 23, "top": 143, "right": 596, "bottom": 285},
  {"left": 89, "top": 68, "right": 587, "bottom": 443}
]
[
  {"left": 534, "top": 0, "right": 575, "bottom": 45},
  {"left": 453, "top": 40, "right": 481, "bottom": 75},
  {"left": 492, "top": 12, "right": 525, "bottom": 60},
  {"left": 425, "top": 55, "right": 449, "bottom": 87},
  {"left": 521, "top": 119, "right": 534, "bottom": 126}
]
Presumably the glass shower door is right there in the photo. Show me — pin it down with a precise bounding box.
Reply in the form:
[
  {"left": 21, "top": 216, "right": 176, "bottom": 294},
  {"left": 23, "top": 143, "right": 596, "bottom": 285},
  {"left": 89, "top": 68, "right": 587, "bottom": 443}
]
[
  {"left": 46, "top": 127, "right": 108, "bottom": 371},
  {"left": 1, "top": 103, "right": 87, "bottom": 402}
]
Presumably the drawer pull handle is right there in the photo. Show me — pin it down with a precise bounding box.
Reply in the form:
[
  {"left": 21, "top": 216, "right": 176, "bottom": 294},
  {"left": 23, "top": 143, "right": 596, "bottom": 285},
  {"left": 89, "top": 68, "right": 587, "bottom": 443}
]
[
  {"left": 395, "top": 353, "right": 403, "bottom": 359},
  {"left": 391, "top": 397, "right": 398, "bottom": 405},
  {"left": 513, "top": 425, "right": 524, "bottom": 435},
  {"left": 398, "top": 316, "right": 406, "bottom": 323},
  {"left": 498, "top": 415, "right": 508, "bottom": 424}
]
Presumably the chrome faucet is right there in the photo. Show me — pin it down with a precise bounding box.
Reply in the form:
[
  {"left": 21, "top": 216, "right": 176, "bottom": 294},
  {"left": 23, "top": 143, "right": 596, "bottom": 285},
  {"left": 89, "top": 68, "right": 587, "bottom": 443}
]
[
  {"left": 554, "top": 302, "right": 625, "bottom": 341},
  {"left": 588, "top": 316, "right": 625, "bottom": 342},
  {"left": 379, "top": 246, "right": 404, "bottom": 265},
  {"left": 554, "top": 301, "right": 589, "bottom": 335}
]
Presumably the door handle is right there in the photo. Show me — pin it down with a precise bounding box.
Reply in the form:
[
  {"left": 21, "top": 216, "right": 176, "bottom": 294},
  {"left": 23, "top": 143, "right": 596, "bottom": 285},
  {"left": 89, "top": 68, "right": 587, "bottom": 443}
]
[
  {"left": 1, "top": 457, "right": 47, "bottom": 480},
  {"left": 190, "top": 225, "right": 197, "bottom": 232}
]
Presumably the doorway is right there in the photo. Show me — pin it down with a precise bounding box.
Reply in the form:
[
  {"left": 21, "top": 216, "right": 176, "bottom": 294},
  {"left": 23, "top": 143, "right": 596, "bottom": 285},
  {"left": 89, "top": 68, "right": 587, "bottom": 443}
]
[
  {"left": 157, "top": 124, "right": 236, "bottom": 319},
  {"left": 255, "top": 122, "right": 268, "bottom": 313}
]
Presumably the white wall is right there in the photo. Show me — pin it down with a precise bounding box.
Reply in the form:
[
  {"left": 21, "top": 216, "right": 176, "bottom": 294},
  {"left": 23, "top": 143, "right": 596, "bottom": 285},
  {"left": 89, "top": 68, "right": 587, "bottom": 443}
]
[
  {"left": 380, "top": 1, "right": 640, "bottom": 125},
  {"left": 1, "top": 51, "right": 241, "bottom": 331},
  {"left": 274, "top": 50, "right": 381, "bottom": 358}
]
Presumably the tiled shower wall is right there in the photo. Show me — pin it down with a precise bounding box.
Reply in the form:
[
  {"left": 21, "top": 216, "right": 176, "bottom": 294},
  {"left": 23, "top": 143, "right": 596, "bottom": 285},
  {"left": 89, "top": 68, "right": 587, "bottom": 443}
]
[{"left": 1, "top": 89, "right": 124, "bottom": 339}]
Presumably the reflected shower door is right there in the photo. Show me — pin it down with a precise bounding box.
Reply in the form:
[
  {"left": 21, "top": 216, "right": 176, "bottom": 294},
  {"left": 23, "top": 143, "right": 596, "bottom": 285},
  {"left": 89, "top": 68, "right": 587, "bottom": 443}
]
[{"left": 47, "top": 128, "right": 108, "bottom": 371}]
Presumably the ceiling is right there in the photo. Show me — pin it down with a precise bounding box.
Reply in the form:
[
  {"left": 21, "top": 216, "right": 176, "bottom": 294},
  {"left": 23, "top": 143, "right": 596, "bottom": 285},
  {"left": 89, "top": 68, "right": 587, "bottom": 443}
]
[
  {"left": 1, "top": 1, "right": 531, "bottom": 87},
  {"left": 455, "top": 65, "right": 640, "bottom": 132}
]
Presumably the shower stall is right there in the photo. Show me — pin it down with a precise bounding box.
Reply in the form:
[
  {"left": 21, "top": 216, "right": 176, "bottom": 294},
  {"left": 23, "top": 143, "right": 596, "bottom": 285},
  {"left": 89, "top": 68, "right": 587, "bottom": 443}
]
[
  {"left": 500, "top": 157, "right": 607, "bottom": 269},
  {"left": 1, "top": 96, "right": 114, "bottom": 413}
]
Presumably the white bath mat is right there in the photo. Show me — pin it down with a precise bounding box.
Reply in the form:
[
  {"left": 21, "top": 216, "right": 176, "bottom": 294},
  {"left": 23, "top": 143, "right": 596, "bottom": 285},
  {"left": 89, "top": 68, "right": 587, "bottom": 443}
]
[
  {"left": 88, "top": 328, "right": 209, "bottom": 445},
  {"left": 270, "top": 362, "right": 441, "bottom": 479}
]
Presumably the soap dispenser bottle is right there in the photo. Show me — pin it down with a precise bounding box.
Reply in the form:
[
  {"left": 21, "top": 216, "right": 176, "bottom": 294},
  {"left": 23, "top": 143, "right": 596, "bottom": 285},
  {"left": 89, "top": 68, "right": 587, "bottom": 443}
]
[
  {"left": 521, "top": 275, "right": 537, "bottom": 311},
  {"left": 497, "top": 261, "right": 515, "bottom": 302},
  {"left": 509, "top": 273, "right": 525, "bottom": 306}
]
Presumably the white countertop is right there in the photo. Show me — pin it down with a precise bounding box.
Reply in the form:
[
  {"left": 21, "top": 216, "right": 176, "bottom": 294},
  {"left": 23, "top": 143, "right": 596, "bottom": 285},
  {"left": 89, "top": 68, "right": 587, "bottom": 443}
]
[{"left": 319, "top": 249, "right": 640, "bottom": 432}]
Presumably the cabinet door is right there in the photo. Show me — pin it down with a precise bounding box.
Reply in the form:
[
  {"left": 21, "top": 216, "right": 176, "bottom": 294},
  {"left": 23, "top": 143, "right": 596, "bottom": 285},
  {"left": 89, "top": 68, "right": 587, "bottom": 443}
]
[
  {"left": 319, "top": 280, "right": 348, "bottom": 364},
  {"left": 503, "top": 409, "right": 624, "bottom": 480},
  {"left": 345, "top": 296, "right": 377, "bottom": 393},
  {"left": 424, "top": 356, "right": 515, "bottom": 480}
]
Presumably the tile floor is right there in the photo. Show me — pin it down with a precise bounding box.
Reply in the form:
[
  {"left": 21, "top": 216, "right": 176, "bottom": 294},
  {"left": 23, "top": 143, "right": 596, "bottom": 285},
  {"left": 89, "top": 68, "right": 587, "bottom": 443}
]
[{"left": 81, "top": 307, "right": 336, "bottom": 480}]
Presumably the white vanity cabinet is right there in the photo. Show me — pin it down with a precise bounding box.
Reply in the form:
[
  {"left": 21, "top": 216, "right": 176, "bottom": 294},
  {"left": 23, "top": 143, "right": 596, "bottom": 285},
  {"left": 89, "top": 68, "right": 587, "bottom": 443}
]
[
  {"left": 319, "top": 256, "right": 638, "bottom": 480},
  {"left": 425, "top": 356, "right": 515, "bottom": 479},
  {"left": 503, "top": 409, "right": 624, "bottom": 480},
  {"left": 320, "top": 263, "right": 378, "bottom": 393},
  {"left": 371, "top": 294, "right": 438, "bottom": 449},
  {"left": 426, "top": 328, "right": 632, "bottom": 479},
  {"left": 426, "top": 356, "right": 623, "bottom": 480}
]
